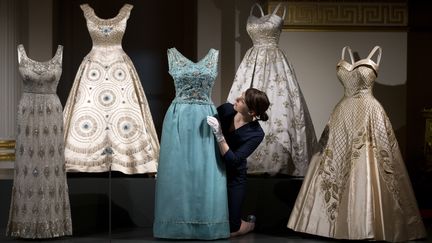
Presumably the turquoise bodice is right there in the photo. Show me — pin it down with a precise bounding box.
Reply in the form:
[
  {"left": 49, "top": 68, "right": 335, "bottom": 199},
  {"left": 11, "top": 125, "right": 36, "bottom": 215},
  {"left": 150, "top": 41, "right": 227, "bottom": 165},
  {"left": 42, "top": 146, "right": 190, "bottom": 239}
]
[{"left": 167, "top": 48, "right": 218, "bottom": 105}]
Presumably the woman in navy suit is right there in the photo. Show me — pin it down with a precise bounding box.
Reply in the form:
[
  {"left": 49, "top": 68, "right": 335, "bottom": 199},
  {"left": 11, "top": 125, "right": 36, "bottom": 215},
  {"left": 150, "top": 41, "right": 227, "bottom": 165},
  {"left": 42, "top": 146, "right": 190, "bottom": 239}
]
[{"left": 207, "top": 88, "right": 270, "bottom": 237}]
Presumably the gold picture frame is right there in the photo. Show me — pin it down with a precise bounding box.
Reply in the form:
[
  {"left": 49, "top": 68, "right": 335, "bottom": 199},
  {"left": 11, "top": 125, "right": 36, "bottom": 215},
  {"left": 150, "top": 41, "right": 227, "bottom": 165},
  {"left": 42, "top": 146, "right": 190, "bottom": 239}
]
[
  {"left": 0, "top": 140, "right": 15, "bottom": 161},
  {"left": 268, "top": 0, "right": 408, "bottom": 31}
]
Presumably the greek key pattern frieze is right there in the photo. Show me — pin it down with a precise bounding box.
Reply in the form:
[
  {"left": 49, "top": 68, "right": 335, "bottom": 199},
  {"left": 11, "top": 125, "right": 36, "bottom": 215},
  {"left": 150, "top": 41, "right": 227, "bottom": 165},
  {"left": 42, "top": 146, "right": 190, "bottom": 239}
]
[{"left": 269, "top": 1, "right": 407, "bottom": 30}]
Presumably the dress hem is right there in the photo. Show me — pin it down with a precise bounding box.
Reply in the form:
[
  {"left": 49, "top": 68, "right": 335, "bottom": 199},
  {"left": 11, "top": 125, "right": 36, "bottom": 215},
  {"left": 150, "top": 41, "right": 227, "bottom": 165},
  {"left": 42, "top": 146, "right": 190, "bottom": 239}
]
[
  {"left": 287, "top": 225, "right": 427, "bottom": 242},
  {"left": 66, "top": 160, "right": 157, "bottom": 174}
]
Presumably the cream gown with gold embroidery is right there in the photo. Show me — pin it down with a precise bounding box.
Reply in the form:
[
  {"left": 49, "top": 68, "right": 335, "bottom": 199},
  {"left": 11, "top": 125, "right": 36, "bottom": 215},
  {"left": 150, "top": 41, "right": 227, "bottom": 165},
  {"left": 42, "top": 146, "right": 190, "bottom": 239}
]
[
  {"left": 287, "top": 46, "right": 426, "bottom": 242},
  {"left": 63, "top": 4, "right": 159, "bottom": 174}
]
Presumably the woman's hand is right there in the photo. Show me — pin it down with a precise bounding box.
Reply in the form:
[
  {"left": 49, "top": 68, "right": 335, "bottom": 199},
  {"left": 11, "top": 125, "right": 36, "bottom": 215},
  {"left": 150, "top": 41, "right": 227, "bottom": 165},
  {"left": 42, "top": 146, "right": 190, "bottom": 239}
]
[{"left": 207, "top": 116, "right": 225, "bottom": 142}]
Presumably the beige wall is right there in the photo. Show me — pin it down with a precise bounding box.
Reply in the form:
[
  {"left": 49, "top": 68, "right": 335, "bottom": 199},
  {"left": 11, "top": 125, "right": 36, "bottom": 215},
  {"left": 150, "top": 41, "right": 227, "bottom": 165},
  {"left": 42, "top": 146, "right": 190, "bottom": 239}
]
[
  {"left": 197, "top": 0, "right": 253, "bottom": 106},
  {"left": 27, "top": 0, "right": 53, "bottom": 59},
  {"left": 198, "top": 0, "right": 407, "bottom": 145},
  {"left": 197, "top": 0, "right": 223, "bottom": 105},
  {"left": 281, "top": 32, "right": 407, "bottom": 136}
]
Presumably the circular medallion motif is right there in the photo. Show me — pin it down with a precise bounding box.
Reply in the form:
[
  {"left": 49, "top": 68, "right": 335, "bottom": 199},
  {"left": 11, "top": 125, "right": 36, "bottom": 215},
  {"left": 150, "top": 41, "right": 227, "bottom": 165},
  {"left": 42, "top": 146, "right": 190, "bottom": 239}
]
[
  {"left": 113, "top": 68, "right": 126, "bottom": 81},
  {"left": 117, "top": 117, "right": 138, "bottom": 139},
  {"left": 74, "top": 115, "right": 98, "bottom": 138},
  {"left": 69, "top": 108, "right": 105, "bottom": 144},
  {"left": 110, "top": 110, "right": 144, "bottom": 143},
  {"left": 97, "top": 89, "right": 116, "bottom": 108},
  {"left": 109, "top": 63, "right": 129, "bottom": 82},
  {"left": 84, "top": 62, "right": 105, "bottom": 83},
  {"left": 87, "top": 69, "right": 101, "bottom": 81},
  {"left": 93, "top": 84, "right": 121, "bottom": 111}
]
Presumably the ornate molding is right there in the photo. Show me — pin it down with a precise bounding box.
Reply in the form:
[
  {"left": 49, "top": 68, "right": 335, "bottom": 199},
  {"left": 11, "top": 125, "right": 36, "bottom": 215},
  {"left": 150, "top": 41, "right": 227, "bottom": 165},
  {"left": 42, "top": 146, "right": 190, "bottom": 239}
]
[{"left": 269, "top": 0, "right": 408, "bottom": 31}]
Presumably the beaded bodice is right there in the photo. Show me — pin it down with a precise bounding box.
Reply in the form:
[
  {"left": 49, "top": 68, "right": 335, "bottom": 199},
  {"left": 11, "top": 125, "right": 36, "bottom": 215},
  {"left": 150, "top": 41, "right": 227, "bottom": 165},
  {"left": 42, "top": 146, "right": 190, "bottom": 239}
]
[
  {"left": 247, "top": 3, "right": 285, "bottom": 47},
  {"left": 80, "top": 4, "right": 132, "bottom": 49},
  {"left": 167, "top": 48, "right": 218, "bottom": 104},
  {"left": 18, "top": 44, "right": 62, "bottom": 94},
  {"left": 336, "top": 46, "right": 381, "bottom": 97}
]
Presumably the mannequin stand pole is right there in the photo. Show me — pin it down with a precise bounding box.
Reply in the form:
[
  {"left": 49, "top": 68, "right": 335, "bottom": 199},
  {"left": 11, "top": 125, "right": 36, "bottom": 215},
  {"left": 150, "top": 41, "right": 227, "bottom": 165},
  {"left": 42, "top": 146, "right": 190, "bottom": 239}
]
[{"left": 109, "top": 168, "right": 112, "bottom": 242}]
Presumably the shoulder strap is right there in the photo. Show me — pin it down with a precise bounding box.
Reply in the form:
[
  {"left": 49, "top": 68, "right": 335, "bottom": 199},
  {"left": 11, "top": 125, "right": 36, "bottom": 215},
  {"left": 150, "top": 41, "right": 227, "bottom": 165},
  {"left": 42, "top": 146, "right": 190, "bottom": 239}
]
[
  {"left": 54, "top": 45, "right": 63, "bottom": 65},
  {"left": 122, "top": 4, "right": 133, "bottom": 11},
  {"left": 250, "top": 3, "right": 264, "bottom": 17},
  {"left": 367, "top": 46, "right": 382, "bottom": 66},
  {"left": 272, "top": 2, "right": 286, "bottom": 19},
  {"left": 120, "top": 4, "right": 133, "bottom": 19},
  {"left": 80, "top": 3, "right": 92, "bottom": 17},
  {"left": 80, "top": 3, "right": 89, "bottom": 11},
  {"left": 167, "top": 48, "right": 179, "bottom": 71},
  {"left": 341, "top": 46, "right": 355, "bottom": 64},
  {"left": 208, "top": 49, "right": 219, "bottom": 71},
  {"left": 17, "top": 44, "right": 26, "bottom": 64}
]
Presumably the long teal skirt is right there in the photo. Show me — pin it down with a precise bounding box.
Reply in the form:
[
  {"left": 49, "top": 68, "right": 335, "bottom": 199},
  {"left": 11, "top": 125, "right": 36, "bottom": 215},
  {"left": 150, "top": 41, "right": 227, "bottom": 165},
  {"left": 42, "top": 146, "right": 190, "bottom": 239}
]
[{"left": 153, "top": 102, "right": 230, "bottom": 240}]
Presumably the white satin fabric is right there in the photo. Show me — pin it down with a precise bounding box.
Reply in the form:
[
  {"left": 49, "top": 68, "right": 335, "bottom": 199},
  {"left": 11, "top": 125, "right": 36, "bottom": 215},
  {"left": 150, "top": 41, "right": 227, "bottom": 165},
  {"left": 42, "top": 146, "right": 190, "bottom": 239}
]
[{"left": 227, "top": 3, "right": 317, "bottom": 176}]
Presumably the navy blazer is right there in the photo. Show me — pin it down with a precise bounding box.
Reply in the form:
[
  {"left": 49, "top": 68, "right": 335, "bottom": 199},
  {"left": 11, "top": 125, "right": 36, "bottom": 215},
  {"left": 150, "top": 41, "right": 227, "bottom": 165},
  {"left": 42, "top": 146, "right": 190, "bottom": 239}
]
[{"left": 217, "top": 103, "right": 264, "bottom": 185}]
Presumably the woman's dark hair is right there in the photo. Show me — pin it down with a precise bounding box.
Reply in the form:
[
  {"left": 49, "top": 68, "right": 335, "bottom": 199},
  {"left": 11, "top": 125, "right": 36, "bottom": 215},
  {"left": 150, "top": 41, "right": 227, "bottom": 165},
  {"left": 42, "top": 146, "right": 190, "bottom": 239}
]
[{"left": 244, "top": 88, "right": 270, "bottom": 121}]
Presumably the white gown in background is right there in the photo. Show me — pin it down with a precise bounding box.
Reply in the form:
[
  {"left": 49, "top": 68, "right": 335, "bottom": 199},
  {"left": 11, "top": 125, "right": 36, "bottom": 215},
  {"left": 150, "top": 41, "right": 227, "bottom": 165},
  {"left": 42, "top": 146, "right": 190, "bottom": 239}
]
[{"left": 227, "top": 3, "right": 317, "bottom": 176}]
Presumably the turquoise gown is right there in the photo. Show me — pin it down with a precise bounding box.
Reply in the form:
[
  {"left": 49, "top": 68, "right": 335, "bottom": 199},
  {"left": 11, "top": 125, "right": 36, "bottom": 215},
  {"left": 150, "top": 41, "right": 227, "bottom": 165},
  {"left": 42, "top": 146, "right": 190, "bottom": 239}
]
[{"left": 153, "top": 48, "right": 230, "bottom": 240}]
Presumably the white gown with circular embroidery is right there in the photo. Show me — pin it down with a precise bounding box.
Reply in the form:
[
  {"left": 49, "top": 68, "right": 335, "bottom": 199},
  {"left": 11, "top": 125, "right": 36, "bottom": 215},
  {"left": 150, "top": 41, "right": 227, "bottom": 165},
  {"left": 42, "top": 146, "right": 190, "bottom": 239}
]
[{"left": 63, "top": 4, "right": 160, "bottom": 174}]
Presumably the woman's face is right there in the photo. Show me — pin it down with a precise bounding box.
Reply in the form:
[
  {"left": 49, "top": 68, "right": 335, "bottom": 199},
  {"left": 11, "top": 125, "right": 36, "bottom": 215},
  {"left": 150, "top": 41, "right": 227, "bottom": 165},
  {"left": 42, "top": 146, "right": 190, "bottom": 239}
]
[{"left": 234, "top": 92, "right": 250, "bottom": 114}]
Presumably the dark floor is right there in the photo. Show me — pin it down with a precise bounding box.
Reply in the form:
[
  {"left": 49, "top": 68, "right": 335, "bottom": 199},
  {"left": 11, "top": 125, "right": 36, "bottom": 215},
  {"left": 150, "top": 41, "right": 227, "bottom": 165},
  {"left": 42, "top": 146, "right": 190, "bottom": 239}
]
[
  {"left": 1, "top": 175, "right": 432, "bottom": 242},
  {"left": 0, "top": 226, "right": 431, "bottom": 243}
]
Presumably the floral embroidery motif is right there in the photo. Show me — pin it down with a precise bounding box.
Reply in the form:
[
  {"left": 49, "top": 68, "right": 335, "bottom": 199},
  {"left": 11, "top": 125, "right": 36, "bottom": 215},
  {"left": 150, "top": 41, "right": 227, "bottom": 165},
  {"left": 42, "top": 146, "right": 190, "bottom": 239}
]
[
  {"left": 318, "top": 126, "right": 366, "bottom": 220},
  {"left": 226, "top": 4, "right": 317, "bottom": 176}
]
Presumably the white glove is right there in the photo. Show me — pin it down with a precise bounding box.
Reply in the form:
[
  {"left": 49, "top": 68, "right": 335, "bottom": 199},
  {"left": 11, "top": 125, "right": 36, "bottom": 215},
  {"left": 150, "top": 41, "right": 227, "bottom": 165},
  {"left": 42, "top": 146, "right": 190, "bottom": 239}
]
[{"left": 207, "top": 116, "right": 225, "bottom": 143}]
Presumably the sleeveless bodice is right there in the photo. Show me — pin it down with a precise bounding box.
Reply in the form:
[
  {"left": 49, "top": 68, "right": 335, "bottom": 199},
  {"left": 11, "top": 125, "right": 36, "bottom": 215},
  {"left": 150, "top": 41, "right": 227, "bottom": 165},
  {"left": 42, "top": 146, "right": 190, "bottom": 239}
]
[
  {"left": 336, "top": 46, "right": 381, "bottom": 97},
  {"left": 247, "top": 15, "right": 283, "bottom": 47},
  {"left": 80, "top": 4, "right": 132, "bottom": 55},
  {"left": 167, "top": 48, "right": 218, "bottom": 104},
  {"left": 246, "top": 3, "right": 285, "bottom": 47},
  {"left": 18, "top": 44, "right": 62, "bottom": 94}
]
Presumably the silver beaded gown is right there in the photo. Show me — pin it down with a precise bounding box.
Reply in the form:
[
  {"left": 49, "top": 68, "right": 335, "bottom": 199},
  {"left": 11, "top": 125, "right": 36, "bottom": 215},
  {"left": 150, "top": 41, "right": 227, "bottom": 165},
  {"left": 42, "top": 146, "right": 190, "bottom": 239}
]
[
  {"left": 63, "top": 4, "right": 160, "bottom": 174},
  {"left": 227, "top": 3, "right": 317, "bottom": 176},
  {"left": 6, "top": 44, "right": 72, "bottom": 239},
  {"left": 287, "top": 46, "right": 426, "bottom": 242}
]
